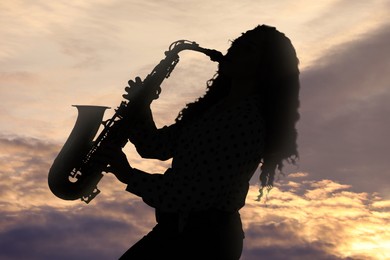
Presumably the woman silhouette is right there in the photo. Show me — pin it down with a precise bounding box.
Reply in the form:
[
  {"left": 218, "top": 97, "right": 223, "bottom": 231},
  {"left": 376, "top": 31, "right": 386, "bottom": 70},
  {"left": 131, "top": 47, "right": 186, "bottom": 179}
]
[{"left": 103, "top": 25, "right": 300, "bottom": 259}]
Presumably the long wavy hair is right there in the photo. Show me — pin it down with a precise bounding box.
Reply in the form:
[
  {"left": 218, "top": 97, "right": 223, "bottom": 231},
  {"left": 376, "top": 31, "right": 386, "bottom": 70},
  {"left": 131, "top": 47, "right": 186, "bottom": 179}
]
[{"left": 175, "top": 25, "right": 300, "bottom": 193}]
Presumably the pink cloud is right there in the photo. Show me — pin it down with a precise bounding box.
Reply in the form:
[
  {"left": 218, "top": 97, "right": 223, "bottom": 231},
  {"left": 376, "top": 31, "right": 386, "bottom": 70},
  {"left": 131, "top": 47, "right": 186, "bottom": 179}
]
[{"left": 1, "top": 135, "right": 389, "bottom": 259}]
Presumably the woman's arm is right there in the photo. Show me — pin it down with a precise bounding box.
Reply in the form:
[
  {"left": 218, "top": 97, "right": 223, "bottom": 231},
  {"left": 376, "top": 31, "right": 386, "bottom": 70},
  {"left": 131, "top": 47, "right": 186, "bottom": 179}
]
[
  {"left": 126, "top": 106, "right": 179, "bottom": 160},
  {"left": 124, "top": 77, "right": 178, "bottom": 160}
]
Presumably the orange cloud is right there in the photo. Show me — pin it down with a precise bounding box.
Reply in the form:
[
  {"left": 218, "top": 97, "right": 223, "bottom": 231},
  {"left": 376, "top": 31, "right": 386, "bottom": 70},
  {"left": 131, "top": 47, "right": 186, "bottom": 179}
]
[
  {"left": 1, "top": 135, "right": 389, "bottom": 259},
  {"left": 241, "top": 175, "right": 390, "bottom": 259}
]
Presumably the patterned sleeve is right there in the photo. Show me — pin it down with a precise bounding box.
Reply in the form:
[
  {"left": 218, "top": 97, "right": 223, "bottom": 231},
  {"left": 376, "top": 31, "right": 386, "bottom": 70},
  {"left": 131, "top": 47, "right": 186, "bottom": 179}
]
[
  {"left": 127, "top": 106, "right": 179, "bottom": 160},
  {"left": 126, "top": 154, "right": 260, "bottom": 212}
]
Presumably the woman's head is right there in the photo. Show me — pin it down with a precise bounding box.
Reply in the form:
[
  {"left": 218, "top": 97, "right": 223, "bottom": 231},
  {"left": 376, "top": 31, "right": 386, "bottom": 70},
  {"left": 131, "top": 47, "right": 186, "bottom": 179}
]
[
  {"left": 227, "top": 25, "right": 300, "bottom": 188},
  {"left": 176, "top": 25, "right": 300, "bottom": 189},
  {"left": 221, "top": 25, "right": 300, "bottom": 95}
]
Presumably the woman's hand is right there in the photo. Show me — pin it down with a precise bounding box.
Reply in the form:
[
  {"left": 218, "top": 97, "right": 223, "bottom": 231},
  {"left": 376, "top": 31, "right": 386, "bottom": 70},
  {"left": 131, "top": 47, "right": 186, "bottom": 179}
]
[
  {"left": 123, "top": 76, "right": 143, "bottom": 101},
  {"left": 95, "top": 144, "right": 133, "bottom": 184}
]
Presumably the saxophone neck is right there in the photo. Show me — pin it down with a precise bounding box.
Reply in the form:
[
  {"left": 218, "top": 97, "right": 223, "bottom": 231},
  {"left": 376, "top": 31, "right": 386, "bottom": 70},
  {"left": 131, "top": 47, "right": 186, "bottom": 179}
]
[{"left": 167, "top": 40, "right": 224, "bottom": 62}]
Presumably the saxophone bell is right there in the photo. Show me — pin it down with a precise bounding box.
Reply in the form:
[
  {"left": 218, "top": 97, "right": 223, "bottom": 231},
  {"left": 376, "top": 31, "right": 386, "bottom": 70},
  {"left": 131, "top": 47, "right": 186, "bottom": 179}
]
[{"left": 48, "top": 105, "right": 109, "bottom": 203}]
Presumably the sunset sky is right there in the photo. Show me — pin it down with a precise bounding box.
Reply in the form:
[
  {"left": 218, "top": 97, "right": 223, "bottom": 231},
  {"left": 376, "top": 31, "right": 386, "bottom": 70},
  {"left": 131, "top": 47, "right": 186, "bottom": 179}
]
[{"left": 1, "top": 1, "right": 390, "bottom": 259}]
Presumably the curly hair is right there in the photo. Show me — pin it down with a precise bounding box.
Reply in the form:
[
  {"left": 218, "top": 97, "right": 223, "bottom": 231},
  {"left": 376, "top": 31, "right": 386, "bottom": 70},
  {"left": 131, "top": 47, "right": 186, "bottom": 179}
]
[{"left": 175, "top": 25, "right": 300, "bottom": 194}]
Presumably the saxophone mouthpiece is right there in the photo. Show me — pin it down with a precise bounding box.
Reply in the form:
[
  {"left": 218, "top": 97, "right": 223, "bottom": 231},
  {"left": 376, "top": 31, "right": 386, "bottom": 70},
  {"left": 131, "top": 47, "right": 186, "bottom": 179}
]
[{"left": 206, "top": 49, "right": 224, "bottom": 62}]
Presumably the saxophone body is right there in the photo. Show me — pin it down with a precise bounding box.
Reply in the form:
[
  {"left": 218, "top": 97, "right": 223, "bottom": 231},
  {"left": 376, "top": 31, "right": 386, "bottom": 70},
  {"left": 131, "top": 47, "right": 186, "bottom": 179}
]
[{"left": 48, "top": 40, "right": 223, "bottom": 203}]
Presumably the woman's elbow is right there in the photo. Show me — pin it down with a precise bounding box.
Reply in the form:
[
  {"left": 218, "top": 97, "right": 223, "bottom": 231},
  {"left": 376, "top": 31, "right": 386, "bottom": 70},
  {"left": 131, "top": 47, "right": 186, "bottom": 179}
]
[{"left": 135, "top": 146, "right": 172, "bottom": 161}]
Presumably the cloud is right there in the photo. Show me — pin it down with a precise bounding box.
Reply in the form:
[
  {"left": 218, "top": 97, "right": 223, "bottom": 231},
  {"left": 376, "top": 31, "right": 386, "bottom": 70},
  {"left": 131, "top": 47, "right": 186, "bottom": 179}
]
[
  {"left": 1, "top": 135, "right": 390, "bottom": 259},
  {"left": 0, "top": 134, "right": 156, "bottom": 259},
  {"left": 1, "top": 0, "right": 387, "bottom": 144},
  {"left": 241, "top": 175, "right": 390, "bottom": 259},
  {"left": 0, "top": 71, "right": 41, "bottom": 84},
  {"left": 0, "top": 203, "right": 155, "bottom": 260},
  {"left": 298, "top": 23, "right": 390, "bottom": 195},
  {"left": 0, "top": 133, "right": 168, "bottom": 210}
]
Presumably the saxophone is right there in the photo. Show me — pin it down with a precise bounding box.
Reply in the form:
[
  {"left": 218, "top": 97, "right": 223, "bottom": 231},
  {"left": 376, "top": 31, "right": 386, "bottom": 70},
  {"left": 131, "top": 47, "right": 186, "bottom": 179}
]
[{"left": 48, "top": 40, "right": 223, "bottom": 203}]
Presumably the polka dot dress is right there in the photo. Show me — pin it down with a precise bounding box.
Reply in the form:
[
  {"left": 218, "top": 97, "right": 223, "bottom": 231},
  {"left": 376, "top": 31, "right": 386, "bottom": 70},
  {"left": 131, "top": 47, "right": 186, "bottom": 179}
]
[{"left": 126, "top": 96, "right": 265, "bottom": 212}]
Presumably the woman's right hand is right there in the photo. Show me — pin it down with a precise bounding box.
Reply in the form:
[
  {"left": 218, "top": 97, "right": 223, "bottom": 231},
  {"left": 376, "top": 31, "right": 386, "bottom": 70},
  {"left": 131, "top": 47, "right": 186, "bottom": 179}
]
[{"left": 94, "top": 143, "right": 134, "bottom": 184}]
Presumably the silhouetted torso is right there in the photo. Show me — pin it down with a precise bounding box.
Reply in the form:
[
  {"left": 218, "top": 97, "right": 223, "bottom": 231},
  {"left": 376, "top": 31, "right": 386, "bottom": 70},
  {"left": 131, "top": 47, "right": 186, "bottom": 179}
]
[
  {"left": 120, "top": 95, "right": 265, "bottom": 259},
  {"left": 126, "top": 95, "right": 264, "bottom": 211}
]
